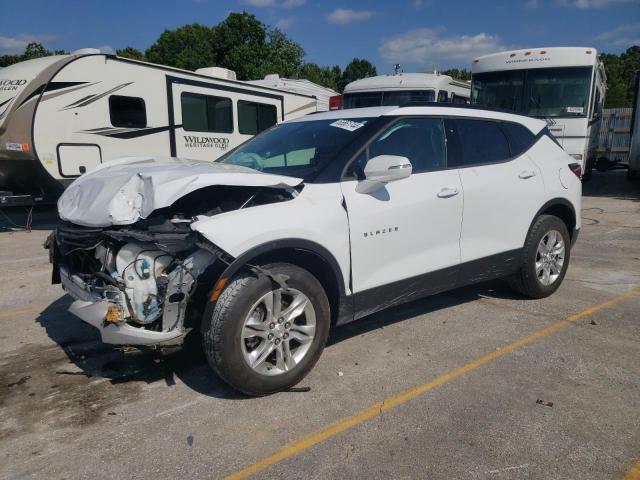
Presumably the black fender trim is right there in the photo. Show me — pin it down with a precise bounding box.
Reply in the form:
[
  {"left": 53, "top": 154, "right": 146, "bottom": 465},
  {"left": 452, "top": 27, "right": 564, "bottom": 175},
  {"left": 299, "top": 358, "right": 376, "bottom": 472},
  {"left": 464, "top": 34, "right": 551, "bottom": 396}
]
[
  {"left": 209, "top": 238, "right": 353, "bottom": 324},
  {"left": 531, "top": 198, "right": 577, "bottom": 241}
]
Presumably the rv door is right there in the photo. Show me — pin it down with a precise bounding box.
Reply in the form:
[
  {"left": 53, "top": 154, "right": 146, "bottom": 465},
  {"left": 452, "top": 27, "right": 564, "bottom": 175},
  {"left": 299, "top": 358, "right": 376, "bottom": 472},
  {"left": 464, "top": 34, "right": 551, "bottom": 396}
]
[{"left": 171, "top": 81, "right": 281, "bottom": 161}]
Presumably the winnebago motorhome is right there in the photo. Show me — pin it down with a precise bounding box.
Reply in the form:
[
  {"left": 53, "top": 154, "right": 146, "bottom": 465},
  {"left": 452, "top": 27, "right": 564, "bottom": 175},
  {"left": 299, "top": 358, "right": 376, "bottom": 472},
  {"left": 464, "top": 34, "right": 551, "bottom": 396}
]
[
  {"left": 471, "top": 47, "right": 606, "bottom": 175},
  {"left": 333, "top": 72, "right": 470, "bottom": 110},
  {"left": 0, "top": 50, "right": 318, "bottom": 205}
]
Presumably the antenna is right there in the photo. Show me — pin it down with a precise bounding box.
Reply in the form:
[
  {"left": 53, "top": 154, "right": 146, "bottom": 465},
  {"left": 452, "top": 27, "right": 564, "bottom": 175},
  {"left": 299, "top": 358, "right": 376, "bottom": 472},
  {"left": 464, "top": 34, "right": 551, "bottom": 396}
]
[{"left": 393, "top": 64, "right": 401, "bottom": 75}]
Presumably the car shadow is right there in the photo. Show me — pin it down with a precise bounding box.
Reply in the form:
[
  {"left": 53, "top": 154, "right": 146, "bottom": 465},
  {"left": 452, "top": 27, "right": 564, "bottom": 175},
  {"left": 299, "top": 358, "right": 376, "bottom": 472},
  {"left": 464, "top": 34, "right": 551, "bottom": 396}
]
[
  {"left": 0, "top": 205, "right": 59, "bottom": 232},
  {"left": 35, "top": 279, "right": 518, "bottom": 399},
  {"left": 583, "top": 170, "right": 640, "bottom": 203}
]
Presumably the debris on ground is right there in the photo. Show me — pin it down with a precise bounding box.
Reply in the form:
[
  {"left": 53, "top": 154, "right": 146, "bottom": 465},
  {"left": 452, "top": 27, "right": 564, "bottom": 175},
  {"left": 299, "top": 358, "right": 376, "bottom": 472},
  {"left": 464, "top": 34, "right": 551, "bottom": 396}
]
[{"left": 536, "top": 399, "right": 554, "bottom": 407}]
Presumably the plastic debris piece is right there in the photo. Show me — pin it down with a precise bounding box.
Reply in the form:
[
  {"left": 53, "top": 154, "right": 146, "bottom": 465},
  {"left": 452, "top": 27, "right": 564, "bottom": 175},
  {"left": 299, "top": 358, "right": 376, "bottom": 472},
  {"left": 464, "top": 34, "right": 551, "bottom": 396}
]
[{"left": 536, "top": 399, "right": 554, "bottom": 407}]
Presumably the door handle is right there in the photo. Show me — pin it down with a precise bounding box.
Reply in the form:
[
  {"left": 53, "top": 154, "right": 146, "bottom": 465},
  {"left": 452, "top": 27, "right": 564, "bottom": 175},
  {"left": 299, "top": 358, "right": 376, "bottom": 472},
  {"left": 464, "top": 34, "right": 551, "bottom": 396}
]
[
  {"left": 437, "top": 187, "right": 459, "bottom": 198},
  {"left": 518, "top": 170, "right": 537, "bottom": 179}
]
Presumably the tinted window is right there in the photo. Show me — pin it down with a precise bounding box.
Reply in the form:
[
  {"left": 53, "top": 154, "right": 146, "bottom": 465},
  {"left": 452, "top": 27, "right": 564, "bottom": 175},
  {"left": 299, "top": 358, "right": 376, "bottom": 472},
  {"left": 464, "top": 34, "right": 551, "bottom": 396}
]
[
  {"left": 342, "top": 90, "right": 435, "bottom": 109},
  {"left": 452, "top": 94, "right": 469, "bottom": 104},
  {"left": 437, "top": 90, "right": 448, "bottom": 103},
  {"left": 109, "top": 95, "right": 146, "bottom": 128},
  {"left": 368, "top": 118, "right": 446, "bottom": 173},
  {"left": 501, "top": 122, "right": 536, "bottom": 156},
  {"left": 181, "top": 92, "right": 233, "bottom": 133},
  {"left": 451, "top": 119, "right": 510, "bottom": 166},
  {"left": 238, "top": 101, "right": 277, "bottom": 135}
]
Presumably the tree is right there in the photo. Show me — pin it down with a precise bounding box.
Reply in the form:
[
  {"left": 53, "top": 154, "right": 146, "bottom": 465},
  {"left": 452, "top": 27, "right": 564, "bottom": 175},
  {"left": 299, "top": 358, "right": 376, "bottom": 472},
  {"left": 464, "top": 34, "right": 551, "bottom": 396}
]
[
  {"left": 601, "top": 46, "right": 640, "bottom": 108},
  {"left": 442, "top": 68, "right": 471, "bottom": 81},
  {"left": 145, "top": 23, "right": 215, "bottom": 71},
  {"left": 259, "top": 28, "right": 305, "bottom": 79},
  {"left": 0, "top": 42, "right": 67, "bottom": 67},
  {"left": 116, "top": 47, "right": 146, "bottom": 61},
  {"left": 339, "top": 58, "right": 377, "bottom": 92},
  {"left": 297, "top": 62, "right": 342, "bottom": 91}
]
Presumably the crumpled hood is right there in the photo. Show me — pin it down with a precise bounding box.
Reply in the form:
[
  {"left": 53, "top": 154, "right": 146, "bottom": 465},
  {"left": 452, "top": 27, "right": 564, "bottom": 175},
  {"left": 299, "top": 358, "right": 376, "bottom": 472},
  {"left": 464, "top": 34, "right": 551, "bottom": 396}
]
[{"left": 58, "top": 156, "right": 302, "bottom": 227}]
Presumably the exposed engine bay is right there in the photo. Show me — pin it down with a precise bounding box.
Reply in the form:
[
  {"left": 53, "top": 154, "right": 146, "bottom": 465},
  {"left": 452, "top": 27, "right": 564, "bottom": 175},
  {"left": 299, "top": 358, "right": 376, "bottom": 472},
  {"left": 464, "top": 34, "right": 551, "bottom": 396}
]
[{"left": 48, "top": 184, "right": 298, "bottom": 347}]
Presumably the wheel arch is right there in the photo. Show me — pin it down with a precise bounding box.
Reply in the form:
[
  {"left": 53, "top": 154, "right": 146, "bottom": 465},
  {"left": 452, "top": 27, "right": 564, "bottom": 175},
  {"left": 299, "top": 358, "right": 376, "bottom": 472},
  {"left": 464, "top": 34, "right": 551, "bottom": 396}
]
[
  {"left": 531, "top": 198, "right": 577, "bottom": 243},
  {"left": 212, "top": 239, "right": 350, "bottom": 326}
]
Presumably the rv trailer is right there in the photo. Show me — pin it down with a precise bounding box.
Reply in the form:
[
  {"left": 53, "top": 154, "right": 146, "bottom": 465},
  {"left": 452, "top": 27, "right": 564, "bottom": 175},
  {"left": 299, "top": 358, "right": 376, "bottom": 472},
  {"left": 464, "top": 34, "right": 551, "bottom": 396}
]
[
  {"left": 0, "top": 50, "right": 318, "bottom": 206},
  {"left": 333, "top": 72, "right": 471, "bottom": 110},
  {"left": 471, "top": 47, "right": 607, "bottom": 176},
  {"left": 246, "top": 74, "right": 338, "bottom": 111}
]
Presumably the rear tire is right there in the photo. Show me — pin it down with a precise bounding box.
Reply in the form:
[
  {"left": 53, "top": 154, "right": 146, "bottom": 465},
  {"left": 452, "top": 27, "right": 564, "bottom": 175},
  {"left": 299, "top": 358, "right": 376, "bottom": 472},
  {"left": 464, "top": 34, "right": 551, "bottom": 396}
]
[
  {"left": 202, "top": 263, "right": 330, "bottom": 396},
  {"left": 508, "top": 215, "right": 571, "bottom": 298}
]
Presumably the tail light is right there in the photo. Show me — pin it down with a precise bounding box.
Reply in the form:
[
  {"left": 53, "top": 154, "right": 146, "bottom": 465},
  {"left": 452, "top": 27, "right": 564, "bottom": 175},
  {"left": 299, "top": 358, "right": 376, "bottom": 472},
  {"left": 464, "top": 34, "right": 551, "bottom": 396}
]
[
  {"left": 568, "top": 163, "right": 582, "bottom": 178},
  {"left": 329, "top": 95, "right": 342, "bottom": 111}
]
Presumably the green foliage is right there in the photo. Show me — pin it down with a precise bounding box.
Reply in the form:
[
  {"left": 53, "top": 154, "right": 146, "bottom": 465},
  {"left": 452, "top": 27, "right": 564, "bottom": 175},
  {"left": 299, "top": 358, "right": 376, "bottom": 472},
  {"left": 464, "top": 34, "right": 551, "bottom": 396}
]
[
  {"left": 116, "top": 47, "right": 146, "bottom": 61},
  {"left": 0, "top": 42, "right": 68, "bottom": 67},
  {"left": 442, "top": 68, "right": 471, "bottom": 81},
  {"left": 339, "top": 58, "right": 377, "bottom": 91},
  {"left": 601, "top": 46, "right": 640, "bottom": 108},
  {"left": 297, "top": 62, "right": 342, "bottom": 91},
  {"left": 145, "top": 23, "right": 215, "bottom": 71}
]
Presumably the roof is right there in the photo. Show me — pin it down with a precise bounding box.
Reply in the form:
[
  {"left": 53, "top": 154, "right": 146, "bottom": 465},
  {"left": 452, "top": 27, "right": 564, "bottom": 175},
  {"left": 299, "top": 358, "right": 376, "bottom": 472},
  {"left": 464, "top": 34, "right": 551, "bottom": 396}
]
[
  {"left": 246, "top": 75, "right": 338, "bottom": 111},
  {"left": 344, "top": 73, "right": 465, "bottom": 93},
  {"left": 288, "top": 104, "right": 546, "bottom": 134},
  {"left": 473, "top": 47, "right": 600, "bottom": 73}
]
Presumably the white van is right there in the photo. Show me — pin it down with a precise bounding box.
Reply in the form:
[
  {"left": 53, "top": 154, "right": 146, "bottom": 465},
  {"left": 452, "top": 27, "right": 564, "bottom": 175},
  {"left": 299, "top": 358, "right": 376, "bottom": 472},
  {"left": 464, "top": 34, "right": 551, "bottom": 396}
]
[
  {"left": 0, "top": 50, "right": 318, "bottom": 205},
  {"left": 333, "top": 72, "right": 470, "bottom": 110}
]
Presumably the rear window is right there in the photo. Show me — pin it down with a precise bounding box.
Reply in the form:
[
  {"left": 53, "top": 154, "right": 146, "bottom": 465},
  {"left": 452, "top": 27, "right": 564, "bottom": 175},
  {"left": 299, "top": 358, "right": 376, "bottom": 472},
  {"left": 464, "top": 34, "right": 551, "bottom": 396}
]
[
  {"left": 500, "top": 122, "right": 536, "bottom": 157},
  {"left": 447, "top": 119, "right": 511, "bottom": 166},
  {"left": 109, "top": 95, "right": 146, "bottom": 128}
]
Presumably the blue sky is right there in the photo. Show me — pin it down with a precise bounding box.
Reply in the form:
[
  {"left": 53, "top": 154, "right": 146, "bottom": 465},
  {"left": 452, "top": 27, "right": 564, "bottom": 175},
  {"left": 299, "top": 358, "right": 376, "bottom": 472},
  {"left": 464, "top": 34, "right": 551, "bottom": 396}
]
[{"left": 2, "top": 0, "right": 639, "bottom": 73}]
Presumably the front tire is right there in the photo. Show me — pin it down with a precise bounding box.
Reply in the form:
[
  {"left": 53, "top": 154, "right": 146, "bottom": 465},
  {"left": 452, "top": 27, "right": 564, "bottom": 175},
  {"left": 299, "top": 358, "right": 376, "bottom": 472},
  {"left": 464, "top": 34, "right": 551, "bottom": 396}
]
[
  {"left": 508, "top": 215, "right": 571, "bottom": 298},
  {"left": 202, "top": 263, "right": 330, "bottom": 396}
]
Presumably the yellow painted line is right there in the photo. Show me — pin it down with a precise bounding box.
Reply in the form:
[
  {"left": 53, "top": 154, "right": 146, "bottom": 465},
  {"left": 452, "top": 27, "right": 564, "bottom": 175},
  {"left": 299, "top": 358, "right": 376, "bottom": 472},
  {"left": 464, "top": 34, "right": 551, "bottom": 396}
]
[
  {"left": 0, "top": 304, "right": 47, "bottom": 319},
  {"left": 225, "top": 287, "right": 640, "bottom": 480},
  {"left": 624, "top": 458, "right": 640, "bottom": 480}
]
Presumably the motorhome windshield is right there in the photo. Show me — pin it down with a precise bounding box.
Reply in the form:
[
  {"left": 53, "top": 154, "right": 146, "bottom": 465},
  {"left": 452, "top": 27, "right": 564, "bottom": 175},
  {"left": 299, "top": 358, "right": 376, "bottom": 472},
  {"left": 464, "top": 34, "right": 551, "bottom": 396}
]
[
  {"left": 343, "top": 90, "right": 435, "bottom": 109},
  {"left": 472, "top": 66, "right": 593, "bottom": 117},
  {"left": 219, "top": 118, "right": 372, "bottom": 179}
]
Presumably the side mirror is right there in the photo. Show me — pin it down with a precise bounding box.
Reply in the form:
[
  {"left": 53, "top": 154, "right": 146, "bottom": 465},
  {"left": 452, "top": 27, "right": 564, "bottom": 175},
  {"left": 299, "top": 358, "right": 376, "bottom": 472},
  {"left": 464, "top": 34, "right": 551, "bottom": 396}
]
[{"left": 356, "top": 155, "right": 412, "bottom": 194}]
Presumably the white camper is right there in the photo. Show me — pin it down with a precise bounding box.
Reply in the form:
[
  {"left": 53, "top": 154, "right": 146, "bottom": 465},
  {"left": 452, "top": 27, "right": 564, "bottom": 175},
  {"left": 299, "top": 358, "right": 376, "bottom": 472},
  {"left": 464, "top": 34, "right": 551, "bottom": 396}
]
[
  {"left": 336, "top": 72, "right": 471, "bottom": 110},
  {"left": 0, "top": 50, "right": 318, "bottom": 205},
  {"left": 471, "top": 47, "right": 607, "bottom": 175},
  {"left": 246, "top": 74, "right": 338, "bottom": 111}
]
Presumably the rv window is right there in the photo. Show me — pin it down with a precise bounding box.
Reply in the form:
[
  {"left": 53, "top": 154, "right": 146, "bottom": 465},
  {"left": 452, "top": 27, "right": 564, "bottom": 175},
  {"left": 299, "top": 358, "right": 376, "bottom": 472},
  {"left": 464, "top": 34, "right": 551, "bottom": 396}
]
[
  {"left": 452, "top": 94, "right": 469, "bottom": 104},
  {"left": 437, "top": 90, "right": 449, "bottom": 103},
  {"left": 181, "top": 92, "right": 233, "bottom": 133},
  {"left": 238, "top": 101, "right": 277, "bottom": 135},
  {"left": 109, "top": 95, "right": 147, "bottom": 128}
]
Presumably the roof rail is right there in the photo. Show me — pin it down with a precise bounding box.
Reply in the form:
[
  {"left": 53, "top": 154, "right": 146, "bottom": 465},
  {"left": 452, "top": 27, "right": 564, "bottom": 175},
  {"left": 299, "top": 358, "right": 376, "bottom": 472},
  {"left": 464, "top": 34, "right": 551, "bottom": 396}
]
[{"left": 397, "top": 101, "right": 523, "bottom": 116}]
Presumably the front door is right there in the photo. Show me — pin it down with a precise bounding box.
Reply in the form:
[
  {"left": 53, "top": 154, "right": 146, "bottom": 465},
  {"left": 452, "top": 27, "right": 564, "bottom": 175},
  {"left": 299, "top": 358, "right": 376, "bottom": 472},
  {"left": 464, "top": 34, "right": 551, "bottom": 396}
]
[{"left": 340, "top": 117, "right": 463, "bottom": 317}]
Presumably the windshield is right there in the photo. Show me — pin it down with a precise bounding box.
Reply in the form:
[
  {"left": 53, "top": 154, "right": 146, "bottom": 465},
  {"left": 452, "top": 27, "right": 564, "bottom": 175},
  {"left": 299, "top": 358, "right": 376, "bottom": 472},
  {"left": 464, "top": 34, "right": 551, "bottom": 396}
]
[
  {"left": 219, "top": 118, "right": 372, "bottom": 180},
  {"left": 472, "top": 66, "right": 593, "bottom": 117},
  {"left": 343, "top": 90, "right": 435, "bottom": 109}
]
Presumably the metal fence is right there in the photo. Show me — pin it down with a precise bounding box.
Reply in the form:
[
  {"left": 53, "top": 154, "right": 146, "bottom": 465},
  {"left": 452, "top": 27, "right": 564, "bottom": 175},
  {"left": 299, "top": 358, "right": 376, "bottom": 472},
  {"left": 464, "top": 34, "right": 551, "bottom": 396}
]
[{"left": 594, "top": 108, "right": 633, "bottom": 163}]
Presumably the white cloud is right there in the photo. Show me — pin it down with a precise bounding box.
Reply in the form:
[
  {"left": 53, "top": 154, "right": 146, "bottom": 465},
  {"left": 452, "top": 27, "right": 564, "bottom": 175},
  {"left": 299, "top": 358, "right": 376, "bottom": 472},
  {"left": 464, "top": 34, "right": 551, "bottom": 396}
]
[
  {"left": 557, "top": 0, "right": 639, "bottom": 8},
  {"left": 379, "top": 27, "right": 507, "bottom": 68},
  {"left": 0, "top": 34, "right": 55, "bottom": 54},
  {"left": 282, "top": 0, "right": 305, "bottom": 7},
  {"left": 276, "top": 16, "right": 294, "bottom": 28},
  {"left": 524, "top": 0, "right": 539, "bottom": 9},
  {"left": 327, "top": 8, "right": 372, "bottom": 25},
  {"left": 595, "top": 23, "right": 640, "bottom": 47},
  {"left": 412, "top": 0, "right": 431, "bottom": 7},
  {"left": 241, "top": 0, "right": 276, "bottom": 6}
]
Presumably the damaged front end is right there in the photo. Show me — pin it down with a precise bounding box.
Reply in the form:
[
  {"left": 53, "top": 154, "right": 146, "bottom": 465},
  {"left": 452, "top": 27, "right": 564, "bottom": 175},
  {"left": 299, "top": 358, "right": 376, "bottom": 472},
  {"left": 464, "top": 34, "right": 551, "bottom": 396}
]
[{"left": 48, "top": 179, "right": 299, "bottom": 349}]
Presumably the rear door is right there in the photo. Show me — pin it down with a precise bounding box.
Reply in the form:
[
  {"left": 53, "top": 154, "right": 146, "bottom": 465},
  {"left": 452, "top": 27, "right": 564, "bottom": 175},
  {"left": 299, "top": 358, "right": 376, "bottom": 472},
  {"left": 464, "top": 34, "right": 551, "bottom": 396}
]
[
  {"left": 171, "top": 82, "right": 281, "bottom": 161},
  {"left": 446, "top": 118, "right": 545, "bottom": 267}
]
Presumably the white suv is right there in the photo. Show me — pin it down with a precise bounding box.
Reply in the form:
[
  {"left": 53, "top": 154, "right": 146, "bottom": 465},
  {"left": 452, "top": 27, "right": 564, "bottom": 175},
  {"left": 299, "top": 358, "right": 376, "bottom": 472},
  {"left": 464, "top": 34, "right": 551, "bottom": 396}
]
[{"left": 49, "top": 105, "right": 582, "bottom": 395}]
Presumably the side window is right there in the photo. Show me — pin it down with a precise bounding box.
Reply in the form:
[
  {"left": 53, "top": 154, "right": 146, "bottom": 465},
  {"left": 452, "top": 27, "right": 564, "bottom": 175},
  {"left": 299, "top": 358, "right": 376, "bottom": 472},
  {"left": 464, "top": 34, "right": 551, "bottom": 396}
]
[
  {"left": 452, "top": 119, "right": 511, "bottom": 166},
  {"left": 181, "top": 92, "right": 233, "bottom": 133},
  {"left": 238, "top": 101, "right": 277, "bottom": 135},
  {"left": 452, "top": 94, "right": 469, "bottom": 104},
  {"left": 109, "top": 95, "right": 146, "bottom": 128},
  {"left": 437, "top": 90, "right": 449, "bottom": 103},
  {"left": 500, "top": 122, "right": 536, "bottom": 157},
  {"left": 368, "top": 118, "right": 446, "bottom": 174}
]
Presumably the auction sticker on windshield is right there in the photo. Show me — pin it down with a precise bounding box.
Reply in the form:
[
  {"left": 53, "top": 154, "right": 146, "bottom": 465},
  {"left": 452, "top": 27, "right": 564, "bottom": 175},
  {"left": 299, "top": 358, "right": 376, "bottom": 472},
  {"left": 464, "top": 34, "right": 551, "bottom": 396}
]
[{"left": 330, "top": 119, "right": 366, "bottom": 132}]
